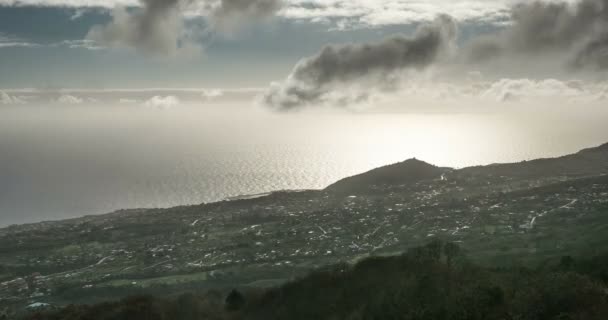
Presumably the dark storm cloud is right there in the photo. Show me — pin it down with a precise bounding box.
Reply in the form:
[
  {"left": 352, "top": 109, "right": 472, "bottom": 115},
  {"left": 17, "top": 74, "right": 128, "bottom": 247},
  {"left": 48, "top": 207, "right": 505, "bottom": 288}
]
[
  {"left": 263, "top": 15, "right": 457, "bottom": 110},
  {"left": 467, "top": 0, "right": 608, "bottom": 69}
]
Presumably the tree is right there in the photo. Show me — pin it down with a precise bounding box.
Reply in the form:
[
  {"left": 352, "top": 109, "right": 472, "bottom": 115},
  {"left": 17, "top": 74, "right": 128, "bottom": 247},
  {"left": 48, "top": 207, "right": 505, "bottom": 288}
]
[
  {"left": 424, "top": 239, "right": 443, "bottom": 261},
  {"left": 444, "top": 242, "right": 461, "bottom": 269},
  {"left": 225, "top": 289, "right": 246, "bottom": 311},
  {"left": 559, "top": 256, "right": 574, "bottom": 270}
]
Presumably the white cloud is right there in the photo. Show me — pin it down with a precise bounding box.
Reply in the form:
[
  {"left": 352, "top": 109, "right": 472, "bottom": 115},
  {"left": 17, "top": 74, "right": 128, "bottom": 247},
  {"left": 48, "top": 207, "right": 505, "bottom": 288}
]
[
  {"left": 201, "top": 88, "right": 223, "bottom": 100},
  {"left": 0, "top": 0, "right": 137, "bottom": 7},
  {"left": 0, "top": 0, "right": 580, "bottom": 27},
  {"left": 58, "top": 39, "right": 104, "bottom": 50},
  {"left": 1, "top": 91, "right": 26, "bottom": 104},
  {"left": 56, "top": 94, "right": 84, "bottom": 104},
  {"left": 267, "top": 76, "right": 608, "bottom": 109},
  {"left": 0, "top": 33, "right": 105, "bottom": 50},
  {"left": 283, "top": 0, "right": 514, "bottom": 27},
  {"left": 479, "top": 79, "right": 586, "bottom": 102},
  {"left": 396, "top": 77, "right": 608, "bottom": 104},
  {"left": 0, "top": 33, "right": 40, "bottom": 48},
  {"left": 119, "top": 98, "right": 138, "bottom": 104},
  {"left": 144, "top": 95, "right": 180, "bottom": 109}
]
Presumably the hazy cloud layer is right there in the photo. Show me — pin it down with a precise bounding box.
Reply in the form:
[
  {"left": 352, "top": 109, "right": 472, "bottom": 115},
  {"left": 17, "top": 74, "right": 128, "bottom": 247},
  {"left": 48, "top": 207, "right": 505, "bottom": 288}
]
[
  {"left": 0, "top": 33, "right": 104, "bottom": 50},
  {"left": 201, "top": 88, "right": 223, "bottom": 101},
  {"left": 330, "top": 77, "right": 608, "bottom": 107},
  {"left": 144, "top": 95, "right": 181, "bottom": 108},
  {"left": 479, "top": 79, "right": 586, "bottom": 102},
  {"left": 0, "top": 33, "right": 40, "bottom": 48},
  {"left": 2, "top": 80, "right": 606, "bottom": 109},
  {"left": 0, "top": 88, "right": 261, "bottom": 105},
  {"left": 0, "top": 91, "right": 26, "bottom": 104},
  {"left": 396, "top": 77, "right": 608, "bottom": 103},
  {"left": 263, "top": 15, "right": 457, "bottom": 110},
  {"left": 57, "top": 39, "right": 105, "bottom": 50},
  {"left": 467, "top": 0, "right": 608, "bottom": 69},
  {"left": 56, "top": 94, "right": 84, "bottom": 104}
]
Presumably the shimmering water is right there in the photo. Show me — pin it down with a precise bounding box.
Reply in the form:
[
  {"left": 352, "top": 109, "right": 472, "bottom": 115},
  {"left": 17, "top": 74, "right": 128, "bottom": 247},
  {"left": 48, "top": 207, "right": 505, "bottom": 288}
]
[{"left": 1, "top": 103, "right": 608, "bottom": 226}]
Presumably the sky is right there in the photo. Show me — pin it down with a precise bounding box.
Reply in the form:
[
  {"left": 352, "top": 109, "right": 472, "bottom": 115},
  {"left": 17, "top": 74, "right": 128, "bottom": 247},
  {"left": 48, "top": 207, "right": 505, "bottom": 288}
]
[
  {"left": 0, "top": 1, "right": 491, "bottom": 88},
  {"left": 0, "top": 0, "right": 607, "bottom": 107}
]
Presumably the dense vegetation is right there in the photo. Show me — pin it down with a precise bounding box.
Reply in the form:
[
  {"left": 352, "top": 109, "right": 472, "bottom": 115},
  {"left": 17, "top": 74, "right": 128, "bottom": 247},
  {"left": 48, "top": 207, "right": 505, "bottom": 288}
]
[{"left": 24, "top": 241, "right": 608, "bottom": 320}]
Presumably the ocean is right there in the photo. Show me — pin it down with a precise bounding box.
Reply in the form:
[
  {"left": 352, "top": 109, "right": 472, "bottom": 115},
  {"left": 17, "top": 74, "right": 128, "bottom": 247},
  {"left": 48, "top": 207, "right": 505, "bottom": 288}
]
[{"left": 1, "top": 102, "right": 608, "bottom": 226}]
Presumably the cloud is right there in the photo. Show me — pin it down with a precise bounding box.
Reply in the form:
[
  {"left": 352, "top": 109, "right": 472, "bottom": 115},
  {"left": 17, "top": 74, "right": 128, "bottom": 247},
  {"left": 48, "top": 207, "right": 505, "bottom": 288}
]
[
  {"left": 0, "top": 33, "right": 106, "bottom": 50},
  {"left": 0, "top": 91, "right": 26, "bottom": 104},
  {"left": 363, "top": 77, "right": 608, "bottom": 104},
  {"left": 201, "top": 88, "right": 223, "bottom": 100},
  {"left": 479, "top": 78, "right": 589, "bottom": 102},
  {"left": 262, "top": 15, "right": 457, "bottom": 110},
  {"left": 466, "top": 0, "right": 608, "bottom": 70},
  {"left": 282, "top": 0, "right": 513, "bottom": 27},
  {"left": 208, "top": 0, "right": 283, "bottom": 33},
  {"left": 86, "top": 0, "right": 199, "bottom": 57},
  {"left": 119, "top": 98, "right": 138, "bottom": 103},
  {"left": 0, "top": 0, "right": 137, "bottom": 7},
  {"left": 56, "top": 94, "right": 84, "bottom": 104},
  {"left": 58, "top": 39, "right": 104, "bottom": 50},
  {"left": 84, "top": 0, "right": 284, "bottom": 56},
  {"left": 0, "top": 33, "right": 40, "bottom": 48},
  {"left": 0, "top": 0, "right": 522, "bottom": 27},
  {"left": 144, "top": 95, "right": 180, "bottom": 108}
]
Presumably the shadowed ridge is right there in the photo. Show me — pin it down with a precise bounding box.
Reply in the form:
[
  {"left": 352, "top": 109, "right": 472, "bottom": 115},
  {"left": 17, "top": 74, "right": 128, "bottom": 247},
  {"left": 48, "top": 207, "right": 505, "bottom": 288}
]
[
  {"left": 458, "top": 142, "right": 608, "bottom": 178},
  {"left": 325, "top": 142, "right": 608, "bottom": 195},
  {"left": 325, "top": 158, "right": 449, "bottom": 194},
  {"left": 578, "top": 141, "right": 608, "bottom": 153}
]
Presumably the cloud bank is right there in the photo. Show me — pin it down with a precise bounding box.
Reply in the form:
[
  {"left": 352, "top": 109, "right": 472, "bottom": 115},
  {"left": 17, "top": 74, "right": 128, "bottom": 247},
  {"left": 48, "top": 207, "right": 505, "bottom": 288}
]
[
  {"left": 263, "top": 15, "right": 457, "bottom": 110},
  {"left": 325, "top": 77, "right": 608, "bottom": 107},
  {"left": 56, "top": 94, "right": 84, "bottom": 104},
  {"left": 0, "top": 91, "right": 26, "bottom": 104},
  {"left": 0, "top": 33, "right": 40, "bottom": 48}
]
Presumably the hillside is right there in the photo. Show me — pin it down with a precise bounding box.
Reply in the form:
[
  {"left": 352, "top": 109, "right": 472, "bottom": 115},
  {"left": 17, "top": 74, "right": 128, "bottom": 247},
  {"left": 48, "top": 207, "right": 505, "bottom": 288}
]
[
  {"left": 26, "top": 242, "right": 608, "bottom": 320},
  {"left": 1, "top": 142, "right": 608, "bottom": 315},
  {"left": 458, "top": 142, "right": 608, "bottom": 179},
  {"left": 325, "top": 158, "right": 448, "bottom": 194},
  {"left": 325, "top": 142, "right": 608, "bottom": 195}
]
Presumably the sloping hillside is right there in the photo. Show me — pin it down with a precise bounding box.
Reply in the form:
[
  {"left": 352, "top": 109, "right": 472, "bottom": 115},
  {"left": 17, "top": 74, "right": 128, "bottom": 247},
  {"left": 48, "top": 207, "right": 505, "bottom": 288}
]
[
  {"left": 459, "top": 142, "right": 608, "bottom": 179},
  {"left": 325, "top": 159, "right": 448, "bottom": 194}
]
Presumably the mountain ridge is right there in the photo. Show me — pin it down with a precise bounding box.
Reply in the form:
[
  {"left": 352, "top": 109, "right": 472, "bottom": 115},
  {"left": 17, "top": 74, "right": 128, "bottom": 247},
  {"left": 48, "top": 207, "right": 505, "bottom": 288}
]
[
  {"left": 324, "top": 142, "right": 608, "bottom": 195},
  {"left": 324, "top": 158, "right": 449, "bottom": 194}
]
